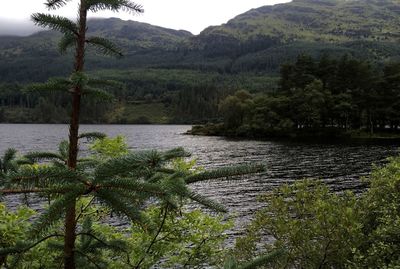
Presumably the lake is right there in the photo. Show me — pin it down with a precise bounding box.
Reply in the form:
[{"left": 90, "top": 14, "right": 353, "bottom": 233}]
[{"left": 1, "top": 124, "right": 399, "bottom": 243}]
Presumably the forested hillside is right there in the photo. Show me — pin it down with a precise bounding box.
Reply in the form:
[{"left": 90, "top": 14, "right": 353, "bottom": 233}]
[
  {"left": 0, "top": 18, "right": 192, "bottom": 82},
  {"left": 194, "top": 0, "right": 400, "bottom": 72},
  {"left": 1, "top": 0, "right": 400, "bottom": 124}
]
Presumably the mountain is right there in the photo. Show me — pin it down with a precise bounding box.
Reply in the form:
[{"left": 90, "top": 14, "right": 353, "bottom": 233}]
[
  {"left": 0, "top": 18, "right": 193, "bottom": 82},
  {"left": 1, "top": 0, "right": 400, "bottom": 82},
  {"left": 87, "top": 18, "right": 192, "bottom": 49},
  {"left": 192, "top": 0, "right": 400, "bottom": 71},
  {"left": 198, "top": 0, "right": 400, "bottom": 43}
]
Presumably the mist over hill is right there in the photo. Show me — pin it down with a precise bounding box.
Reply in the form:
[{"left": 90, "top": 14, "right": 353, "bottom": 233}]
[{"left": 1, "top": 0, "right": 400, "bottom": 82}]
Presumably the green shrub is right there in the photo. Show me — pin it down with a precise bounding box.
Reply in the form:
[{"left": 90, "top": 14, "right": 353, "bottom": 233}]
[
  {"left": 235, "top": 156, "right": 400, "bottom": 268},
  {"left": 353, "top": 157, "right": 400, "bottom": 268}
]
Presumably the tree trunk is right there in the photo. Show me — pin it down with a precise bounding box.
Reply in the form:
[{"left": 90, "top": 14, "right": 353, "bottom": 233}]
[
  {"left": 64, "top": 2, "right": 87, "bottom": 268},
  {"left": 369, "top": 111, "right": 374, "bottom": 135}
]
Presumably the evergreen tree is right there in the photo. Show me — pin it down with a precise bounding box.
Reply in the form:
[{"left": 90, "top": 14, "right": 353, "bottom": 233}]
[
  {"left": 0, "top": 1, "right": 266, "bottom": 268},
  {"left": 29, "top": 1, "right": 143, "bottom": 267}
]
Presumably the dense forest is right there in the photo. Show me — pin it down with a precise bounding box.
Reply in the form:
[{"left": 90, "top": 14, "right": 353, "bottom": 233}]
[
  {"left": 2, "top": 0, "right": 400, "bottom": 125},
  {"left": 191, "top": 54, "right": 400, "bottom": 139},
  {"left": 0, "top": 70, "right": 277, "bottom": 124}
]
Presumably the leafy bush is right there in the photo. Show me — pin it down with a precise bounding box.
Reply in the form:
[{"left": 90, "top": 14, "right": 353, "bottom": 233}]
[
  {"left": 235, "top": 156, "right": 400, "bottom": 268},
  {"left": 353, "top": 157, "right": 400, "bottom": 268},
  {"left": 0, "top": 204, "right": 34, "bottom": 266}
]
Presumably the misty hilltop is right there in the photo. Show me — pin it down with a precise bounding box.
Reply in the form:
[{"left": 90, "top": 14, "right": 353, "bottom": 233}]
[{"left": 1, "top": 0, "right": 400, "bottom": 82}]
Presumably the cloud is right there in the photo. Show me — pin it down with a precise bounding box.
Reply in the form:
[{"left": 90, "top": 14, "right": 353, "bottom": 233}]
[{"left": 0, "top": 18, "right": 41, "bottom": 36}]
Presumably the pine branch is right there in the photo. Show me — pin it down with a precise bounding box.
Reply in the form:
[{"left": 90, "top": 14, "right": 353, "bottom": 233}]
[
  {"left": 2, "top": 148, "right": 16, "bottom": 165},
  {"left": 86, "top": 37, "right": 123, "bottom": 57},
  {"left": 75, "top": 250, "right": 102, "bottom": 269},
  {"left": 100, "top": 178, "right": 166, "bottom": 197},
  {"left": 1, "top": 148, "right": 17, "bottom": 173},
  {"left": 186, "top": 191, "right": 227, "bottom": 212},
  {"left": 85, "top": 0, "right": 144, "bottom": 14},
  {"left": 78, "top": 132, "right": 107, "bottom": 141},
  {"left": 82, "top": 87, "right": 115, "bottom": 101},
  {"left": 76, "top": 159, "right": 101, "bottom": 170},
  {"left": 162, "top": 147, "right": 191, "bottom": 161},
  {"left": 96, "top": 189, "right": 143, "bottom": 223},
  {"left": 185, "top": 164, "right": 266, "bottom": 184},
  {"left": 8, "top": 166, "right": 83, "bottom": 188},
  {"left": 94, "top": 151, "right": 163, "bottom": 182},
  {"left": 24, "top": 152, "right": 65, "bottom": 163},
  {"left": 0, "top": 234, "right": 64, "bottom": 256},
  {"left": 30, "top": 186, "right": 85, "bottom": 238},
  {"left": 0, "top": 188, "right": 50, "bottom": 194},
  {"left": 14, "top": 158, "right": 34, "bottom": 166},
  {"left": 31, "top": 13, "right": 78, "bottom": 35},
  {"left": 77, "top": 232, "right": 127, "bottom": 253},
  {"left": 100, "top": 188, "right": 144, "bottom": 208},
  {"left": 59, "top": 33, "right": 76, "bottom": 54},
  {"left": 58, "top": 140, "right": 69, "bottom": 159},
  {"left": 45, "top": 0, "right": 71, "bottom": 10},
  {"left": 25, "top": 78, "right": 72, "bottom": 94},
  {"left": 44, "top": 184, "right": 85, "bottom": 194},
  {"left": 70, "top": 71, "right": 89, "bottom": 87}
]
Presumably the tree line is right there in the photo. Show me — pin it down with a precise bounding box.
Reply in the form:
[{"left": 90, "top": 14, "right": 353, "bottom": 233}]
[{"left": 207, "top": 54, "right": 400, "bottom": 138}]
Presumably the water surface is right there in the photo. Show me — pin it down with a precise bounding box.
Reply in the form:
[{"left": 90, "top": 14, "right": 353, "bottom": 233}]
[{"left": 1, "top": 124, "right": 399, "bottom": 243}]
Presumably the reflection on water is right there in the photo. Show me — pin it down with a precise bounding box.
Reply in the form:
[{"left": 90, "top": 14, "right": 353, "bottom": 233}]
[{"left": 1, "top": 124, "right": 399, "bottom": 243}]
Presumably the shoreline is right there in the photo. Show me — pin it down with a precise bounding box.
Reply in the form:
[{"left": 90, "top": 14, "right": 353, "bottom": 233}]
[{"left": 186, "top": 124, "right": 400, "bottom": 145}]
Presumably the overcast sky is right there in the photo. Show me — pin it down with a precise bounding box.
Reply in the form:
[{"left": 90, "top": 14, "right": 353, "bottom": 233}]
[{"left": 0, "top": 0, "right": 290, "bottom": 36}]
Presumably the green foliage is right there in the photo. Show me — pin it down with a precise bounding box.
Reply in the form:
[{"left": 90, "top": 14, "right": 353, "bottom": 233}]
[
  {"left": 0, "top": 204, "right": 34, "bottom": 248},
  {"left": 85, "top": 0, "right": 143, "bottom": 13},
  {"left": 124, "top": 206, "right": 232, "bottom": 268},
  {"left": 0, "top": 69, "right": 277, "bottom": 124},
  {"left": 219, "top": 90, "right": 253, "bottom": 129},
  {"left": 0, "top": 135, "right": 265, "bottom": 266},
  {"left": 45, "top": 0, "right": 72, "bottom": 10},
  {"left": 224, "top": 250, "right": 285, "bottom": 269},
  {"left": 111, "top": 102, "right": 170, "bottom": 124},
  {"left": 197, "top": 0, "right": 400, "bottom": 61},
  {"left": 235, "top": 156, "right": 400, "bottom": 268},
  {"left": 236, "top": 180, "right": 362, "bottom": 268},
  {"left": 3, "top": 0, "right": 400, "bottom": 85},
  {"left": 352, "top": 156, "right": 400, "bottom": 268},
  {"left": 31, "top": 13, "right": 78, "bottom": 35},
  {"left": 0, "top": 148, "right": 18, "bottom": 180},
  {"left": 0, "top": 204, "right": 34, "bottom": 267},
  {"left": 86, "top": 37, "right": 123, "bottom": 57},
  {"left": 195, "top": 54, "right": 400, "bottom": 139},
  {"left": 0, "top": 183, "right": 233, "bottom": 268}
]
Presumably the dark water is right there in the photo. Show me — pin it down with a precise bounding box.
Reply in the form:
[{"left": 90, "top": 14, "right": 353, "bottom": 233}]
[{"left": 1, "top": 124, "right": 399, "bottom": 244}]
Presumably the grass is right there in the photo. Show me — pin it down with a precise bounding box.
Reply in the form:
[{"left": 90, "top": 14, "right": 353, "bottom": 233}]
[{"left": 109, "top": 102, "right": 171, "bottom": 124}]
